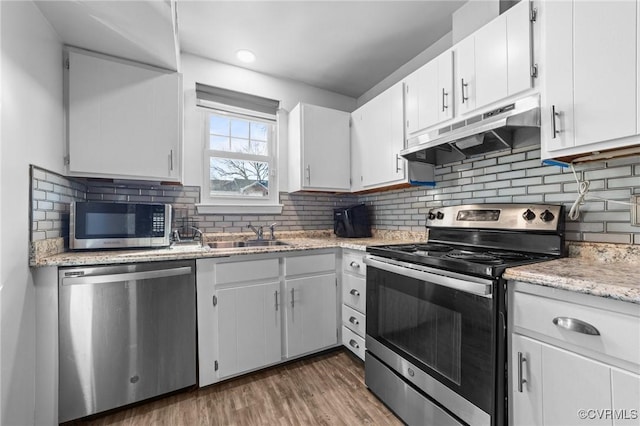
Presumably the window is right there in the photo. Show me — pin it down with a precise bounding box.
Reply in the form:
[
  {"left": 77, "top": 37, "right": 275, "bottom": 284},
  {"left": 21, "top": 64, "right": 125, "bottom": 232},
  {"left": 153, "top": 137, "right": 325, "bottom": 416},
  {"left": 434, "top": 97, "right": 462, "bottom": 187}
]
[
  {"left": 195, "top": 84, "right": 282, "bottom": 214},
  {"left": 205, "top": 111, "right": 275, "bottom": 199}
]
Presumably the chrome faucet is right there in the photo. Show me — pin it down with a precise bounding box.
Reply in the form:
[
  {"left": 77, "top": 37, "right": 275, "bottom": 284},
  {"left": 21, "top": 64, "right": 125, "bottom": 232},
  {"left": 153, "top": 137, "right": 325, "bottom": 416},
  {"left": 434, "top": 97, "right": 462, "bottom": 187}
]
[
  {"left": 268, "top": 223, "right": 277, "bottom": 240},
  {"left": 189, "top": 226, "right": 204, "bottom": 244},
  {"left": 247, "top": 224, "right": 264, "bottom": 240}
]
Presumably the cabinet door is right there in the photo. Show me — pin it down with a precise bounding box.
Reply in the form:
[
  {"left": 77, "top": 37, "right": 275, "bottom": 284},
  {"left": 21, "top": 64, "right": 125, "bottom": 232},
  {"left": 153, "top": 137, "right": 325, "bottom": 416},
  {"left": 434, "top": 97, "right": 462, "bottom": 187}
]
[
  {"left": 285, "top": 273, "right": 337, "bottom": 358},
  {"left": 540, "top": 0, "right": 574, "bottom": 153},
  {"left": 573, "top": 1, "right": 637, "bottom": 147},
  {"left": 301, "top": 104, "right": 351, "bottom": 191},
  {"left": 475, "top": 14, "right": 508, "bottom": 109},
  {"left": 454, "top": 35, "right": 476, "bottom": 115},
  {"left": 506, "top": 0, "right": 532, "bottom": 97},
  {"left": 611, "top": 369, "right": 640, "bottom": 426},
  {"left": 361, "top": 82, "right": 406, "bottom": 188},
  {"left": 417, "top": 60, "right": 440, "bottom": 130},
  {"left": 216, "top": 281, "right": 281, "bottom": 380},
  {"left": 541, "top": 344, "right": 612, "bottom": 426},
  {"left": 68, "top": 51, "right": 181, "bottom": 181},
  {"left": 437, "top": 50, "right": 454, "bottom": 122},
  {"left": 350, "top": 107, "right": 364, "bottom": 191},
  {"left": 404, "top": 70, "right": 420, "bottom": 135},
  {"left": 511, "top": 334, "right": 543, "bottom": 426}
]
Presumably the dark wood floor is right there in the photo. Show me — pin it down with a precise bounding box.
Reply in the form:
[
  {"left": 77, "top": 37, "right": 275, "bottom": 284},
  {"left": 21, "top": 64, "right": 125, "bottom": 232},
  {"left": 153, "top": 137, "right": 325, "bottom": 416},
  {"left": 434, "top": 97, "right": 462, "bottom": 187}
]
[{"left": 71, "top": 349, "right": 402, "bottom": 425}]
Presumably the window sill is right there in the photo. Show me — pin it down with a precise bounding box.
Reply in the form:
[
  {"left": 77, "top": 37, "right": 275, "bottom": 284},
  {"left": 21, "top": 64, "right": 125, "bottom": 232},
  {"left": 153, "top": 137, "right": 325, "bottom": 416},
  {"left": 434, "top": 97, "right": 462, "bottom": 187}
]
[{"left": 195, "top": 203, "right": 284, "bottom": 215}]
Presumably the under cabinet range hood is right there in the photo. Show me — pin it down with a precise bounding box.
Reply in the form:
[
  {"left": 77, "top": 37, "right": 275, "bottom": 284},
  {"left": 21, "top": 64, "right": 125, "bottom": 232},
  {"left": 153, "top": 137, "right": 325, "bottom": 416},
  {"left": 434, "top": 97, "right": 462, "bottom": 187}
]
[{"left": 401, "top": 95, "right": 540, "bottom": 165}]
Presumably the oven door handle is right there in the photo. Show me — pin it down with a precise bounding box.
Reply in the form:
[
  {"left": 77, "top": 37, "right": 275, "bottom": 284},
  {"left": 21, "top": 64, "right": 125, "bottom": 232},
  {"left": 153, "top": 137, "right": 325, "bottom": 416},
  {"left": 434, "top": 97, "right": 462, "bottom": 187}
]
[{"left": 363, "top": 256, "right": 493, "bottom": 297}]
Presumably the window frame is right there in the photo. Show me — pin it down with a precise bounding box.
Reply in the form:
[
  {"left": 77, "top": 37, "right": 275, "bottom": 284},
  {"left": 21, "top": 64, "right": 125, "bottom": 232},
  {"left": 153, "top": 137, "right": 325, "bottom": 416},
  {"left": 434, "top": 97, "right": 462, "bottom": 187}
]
[{"left": 196, "top": 104, "right": 282, "bottom": 214}]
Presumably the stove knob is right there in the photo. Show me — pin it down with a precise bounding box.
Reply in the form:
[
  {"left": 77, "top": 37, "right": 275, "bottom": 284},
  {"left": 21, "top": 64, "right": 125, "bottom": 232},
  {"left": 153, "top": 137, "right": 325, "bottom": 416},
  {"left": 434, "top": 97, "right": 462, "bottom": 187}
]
[
  {"left": 522, "top": 209, "right": 536, "bottom": 221},
  {"left": 427, "top": 212, "right": 436, "bottom": 220},
  {"left": 436, "top": 211, "right": 444, "bottom": 220},
  {"left": 540, "top": 209, "right": 555, "bottom": 222}
]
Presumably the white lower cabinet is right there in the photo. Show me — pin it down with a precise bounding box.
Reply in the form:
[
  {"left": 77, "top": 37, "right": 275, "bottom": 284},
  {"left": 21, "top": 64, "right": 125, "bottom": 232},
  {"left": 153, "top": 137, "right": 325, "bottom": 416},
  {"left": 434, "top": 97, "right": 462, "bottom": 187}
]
[
  {"left": 510, "top": 282, "right": 640, "bottom": 426},
  {"left": 215, "top": 282, "right": 281, "bottom": 379},
  {"left": 284, "top": 274, "right": 338, "bottom": 358},
  {"left": 284, "top": 252, "right": 338, "bottom": 358},
  {"left": 196, "top": 250, "right": 338, "bottom": 387}
]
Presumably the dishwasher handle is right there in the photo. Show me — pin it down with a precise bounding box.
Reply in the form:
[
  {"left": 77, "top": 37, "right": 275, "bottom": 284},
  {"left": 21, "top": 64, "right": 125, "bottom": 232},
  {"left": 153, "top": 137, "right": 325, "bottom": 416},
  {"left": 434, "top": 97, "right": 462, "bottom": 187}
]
[{"left": 61, "top": 266, "right": 193, "bottom": 285}]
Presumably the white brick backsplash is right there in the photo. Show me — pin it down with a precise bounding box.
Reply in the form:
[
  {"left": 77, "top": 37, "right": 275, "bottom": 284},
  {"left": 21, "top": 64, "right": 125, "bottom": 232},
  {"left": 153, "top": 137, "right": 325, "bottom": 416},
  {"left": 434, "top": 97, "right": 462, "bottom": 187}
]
[
  {"left": 512, "top": 159, "right": 542, "bottom": 170},
  {"left": 584, "top": 166, "right": 633, "bottom": 180},
  {"left": 527, "top": 184, "right": 562, "bottom": 194},
  {"left": 29, "top": 147, "right": 640, "bottom": 245},
  {"left": 499, "top": 187, "right": 527, "bottom": 196},
  {"left": 583, "top": 233, "right": 632, "bottom": 244},
  {"left": 498, "top": 170, "right": 527, "bottom": 180},
  {"left": 513, "top": 195, "right": 544, "bottom": 203},
  {"left": 607, "top": 177, "right": 640, "bottom": 188}
]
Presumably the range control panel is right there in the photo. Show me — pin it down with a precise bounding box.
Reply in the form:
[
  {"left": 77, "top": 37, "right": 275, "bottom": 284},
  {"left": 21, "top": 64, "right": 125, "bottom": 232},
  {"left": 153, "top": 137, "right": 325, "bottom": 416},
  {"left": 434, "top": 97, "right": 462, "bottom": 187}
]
[{"left": 426, "top": 204, "right": 564, "bottom": 232}]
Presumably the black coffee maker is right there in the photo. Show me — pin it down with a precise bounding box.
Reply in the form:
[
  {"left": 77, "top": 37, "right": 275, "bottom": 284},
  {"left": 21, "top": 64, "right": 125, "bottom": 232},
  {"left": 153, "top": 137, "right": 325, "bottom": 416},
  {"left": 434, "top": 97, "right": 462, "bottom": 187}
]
[{"left": 333, "top": 204, "right": 372, "bottom": 238}]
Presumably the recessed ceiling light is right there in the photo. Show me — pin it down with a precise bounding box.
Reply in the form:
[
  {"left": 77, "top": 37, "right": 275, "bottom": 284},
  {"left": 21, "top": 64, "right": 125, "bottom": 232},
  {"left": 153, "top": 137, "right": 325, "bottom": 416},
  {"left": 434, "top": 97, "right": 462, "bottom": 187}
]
[{"left": 236, "top": 49, "right": 256, "bottom": 63}]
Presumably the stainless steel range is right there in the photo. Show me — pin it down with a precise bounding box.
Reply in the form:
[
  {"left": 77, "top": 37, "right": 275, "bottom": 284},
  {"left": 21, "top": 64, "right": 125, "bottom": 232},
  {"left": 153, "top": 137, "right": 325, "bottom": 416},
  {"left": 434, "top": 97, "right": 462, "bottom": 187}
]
[{"left": 364, "top": 204, "right": 565, "bottom": 426}]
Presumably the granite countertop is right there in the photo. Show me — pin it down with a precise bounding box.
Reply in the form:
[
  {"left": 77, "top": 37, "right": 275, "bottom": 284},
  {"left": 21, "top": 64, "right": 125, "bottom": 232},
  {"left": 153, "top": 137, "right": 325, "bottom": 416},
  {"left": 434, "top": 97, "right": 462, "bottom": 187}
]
[
  {"left": 504, "top": 242, "right": 640, "bottom": 305},
  {"left": 31, "top": 229, "right": 426, "bottom": 267}
]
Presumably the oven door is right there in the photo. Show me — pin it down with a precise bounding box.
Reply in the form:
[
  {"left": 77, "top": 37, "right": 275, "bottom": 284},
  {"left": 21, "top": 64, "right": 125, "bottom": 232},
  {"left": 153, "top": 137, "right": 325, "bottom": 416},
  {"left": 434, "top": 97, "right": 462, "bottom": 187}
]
[{"left": 364, "top": 255, "right": 498, "bottom": 426}]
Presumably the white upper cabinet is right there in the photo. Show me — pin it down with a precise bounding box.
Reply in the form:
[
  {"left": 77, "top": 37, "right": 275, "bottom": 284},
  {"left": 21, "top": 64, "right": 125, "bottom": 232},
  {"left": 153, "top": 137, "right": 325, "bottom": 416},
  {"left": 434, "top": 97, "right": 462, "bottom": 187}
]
[
  {"left": 475, "top": 14, "right": 508, "bottom": 108},
  {"left": 66, "top": 49, "right": 182, "bottom": 182},
  {"left": 455, "top": 0, "right": 533, "bottom": 116},
  {"left": 541, "top": 0, "right": 638, "bottom": 161},
  {"left": 404, "top": 50, "right": 454, "bottom": 136},
  {"left": 454, "top": 35, "right": 477, "bottom": 115},
  {"left": 288, "top": 103, "right": 351, "bottom": 192},
  {"left": 352, "top": 82, "right": 406, "bottom": 190},
  {"left": 507, "top": 0, "right": 534, "bottom": 97}
]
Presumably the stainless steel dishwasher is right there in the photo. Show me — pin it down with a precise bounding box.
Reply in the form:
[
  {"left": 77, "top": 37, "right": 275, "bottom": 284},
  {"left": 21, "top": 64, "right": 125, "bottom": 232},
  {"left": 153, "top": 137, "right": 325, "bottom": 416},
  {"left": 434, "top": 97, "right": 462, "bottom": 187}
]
[{"left": 58, "top": 260, "right": 196, "bottom": 422}]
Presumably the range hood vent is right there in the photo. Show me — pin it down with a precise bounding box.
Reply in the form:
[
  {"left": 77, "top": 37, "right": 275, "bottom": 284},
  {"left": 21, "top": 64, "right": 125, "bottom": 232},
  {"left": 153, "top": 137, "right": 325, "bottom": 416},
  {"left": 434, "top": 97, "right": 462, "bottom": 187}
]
[{"left": 401, "top": 95, "right": 540, "bottom": 165}]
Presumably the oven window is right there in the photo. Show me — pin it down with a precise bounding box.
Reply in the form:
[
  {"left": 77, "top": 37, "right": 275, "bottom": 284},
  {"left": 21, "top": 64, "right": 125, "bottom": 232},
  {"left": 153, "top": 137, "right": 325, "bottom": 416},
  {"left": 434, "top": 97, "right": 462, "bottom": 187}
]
[
  {"left": 379, "top": 286, "right": 461, "bottom": 384},
  {"left": 366, "top": 266, "right": 495, "bottom": 414}
]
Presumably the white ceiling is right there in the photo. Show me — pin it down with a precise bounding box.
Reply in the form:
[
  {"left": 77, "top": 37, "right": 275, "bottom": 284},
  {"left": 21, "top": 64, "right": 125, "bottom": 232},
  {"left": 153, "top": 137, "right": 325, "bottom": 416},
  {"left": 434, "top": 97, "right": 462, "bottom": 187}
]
[
  {"left": 177, "top": 1, "right": 466, "bottom": 98},
  {"left": 35, "top": 1, "right": 180, "bottom": 70},
  {"left": 35, "top": 1, "right": 467, "bottom": 99}
]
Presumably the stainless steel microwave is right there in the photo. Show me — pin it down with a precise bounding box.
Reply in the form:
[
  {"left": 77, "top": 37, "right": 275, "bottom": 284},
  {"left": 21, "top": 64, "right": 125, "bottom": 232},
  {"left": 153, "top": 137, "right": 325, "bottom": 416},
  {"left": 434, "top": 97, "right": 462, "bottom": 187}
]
[{"left": 70, "top": 202, "right": 171, "bottom": 250}]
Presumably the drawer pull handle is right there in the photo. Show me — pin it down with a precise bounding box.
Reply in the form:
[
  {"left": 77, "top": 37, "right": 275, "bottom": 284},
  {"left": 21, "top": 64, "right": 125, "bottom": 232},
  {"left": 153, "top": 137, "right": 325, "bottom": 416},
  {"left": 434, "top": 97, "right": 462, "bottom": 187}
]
[
  {"left": 552, "top": 317, "right": 600, "bottom": 336},
  {"left": 517, "top": 352, "right": 527, "bottom": 393},
  {"left": 349, "top": 339, "right": 360, "bottom": 349},
  {"left": 349, "top": 316, "right": 359, "bottom": 325},
  {"left": 350, "top": 261, "right": 360, "bottom": 269},
  {"left": 349, "top": 289, "right": 360, "bottom": 297}
]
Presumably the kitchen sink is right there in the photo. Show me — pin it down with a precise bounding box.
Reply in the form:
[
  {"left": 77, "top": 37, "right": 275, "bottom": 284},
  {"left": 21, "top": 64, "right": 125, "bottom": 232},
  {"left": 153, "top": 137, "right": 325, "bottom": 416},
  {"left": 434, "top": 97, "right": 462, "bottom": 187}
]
[{"left": 207, "top": 240, "right": 289, "bottom": 249}]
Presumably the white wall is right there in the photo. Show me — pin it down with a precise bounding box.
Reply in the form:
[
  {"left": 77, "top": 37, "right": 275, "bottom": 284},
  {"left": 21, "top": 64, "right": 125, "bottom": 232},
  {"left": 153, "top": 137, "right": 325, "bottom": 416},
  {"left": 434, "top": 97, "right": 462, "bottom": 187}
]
[
  {"left": 180, "top": 53, "right": 356, "bottom": 189},
  {"left": 357, "top": 32, "right": 453, "bottom": 107},
  {"left": 0, "top": 2, "right": 65, "bottom": 425}
]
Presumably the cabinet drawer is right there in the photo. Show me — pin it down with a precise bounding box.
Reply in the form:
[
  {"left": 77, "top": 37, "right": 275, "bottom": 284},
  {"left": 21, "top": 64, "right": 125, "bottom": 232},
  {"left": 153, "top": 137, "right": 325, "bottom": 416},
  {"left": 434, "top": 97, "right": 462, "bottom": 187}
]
[
  {"left": 342, "top": 274, "right": 366, "bottom": 313},
  {"left": 342, "top": 326, "right": 365, "bottom": 360},
  {"left": 342, "top": 304, "right": 365, "bottom": 337},
  {"left": 514, "top": 291, "right": 640, "bottom": 367},
  {"left": 215, "top": 258, "right": 279, "bottom": 284},
  {"left": 285, "top": 252, "right": 335, "bottom": 276},
  {"left": 343, "top": 251, "right": 366, "bottom": 277}
]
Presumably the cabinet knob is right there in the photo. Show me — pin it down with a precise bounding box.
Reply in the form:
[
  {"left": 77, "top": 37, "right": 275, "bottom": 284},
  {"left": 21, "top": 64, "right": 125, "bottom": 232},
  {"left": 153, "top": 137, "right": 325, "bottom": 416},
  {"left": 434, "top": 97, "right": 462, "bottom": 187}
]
[
  {"left": 349, "top": 316, "right": 359, "bottom": 325},
  {"left": 349, "top": 289, "right": 360, "bottom": 297},
  {"left": 350, "top": 261, "right": 360, "bottom": 269},
  {"left": 349, "top": 339, "right": 360, "bottom": 349}
]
